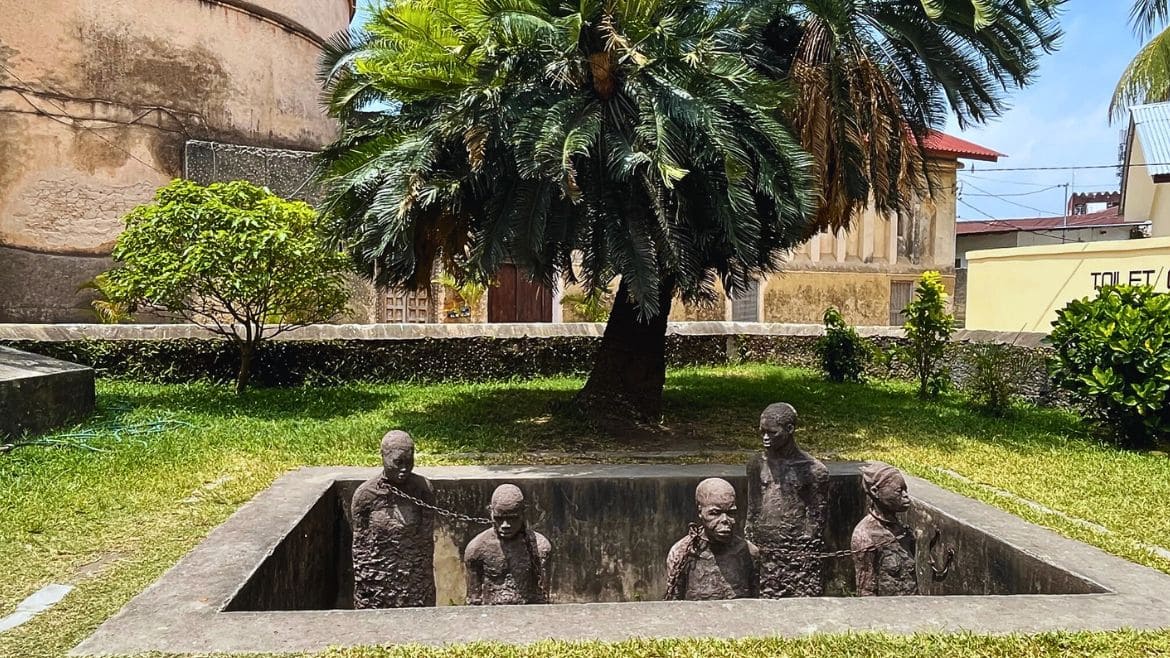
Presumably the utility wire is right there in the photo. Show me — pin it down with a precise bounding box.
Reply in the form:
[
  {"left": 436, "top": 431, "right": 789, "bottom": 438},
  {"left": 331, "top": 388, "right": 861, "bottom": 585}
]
[
  {"left": 964, "top": 161, "right": 1147, "bottom": 172},
  {"left": 964, "top": 184, "right": 1064, "bottom": 197},
  {"left": 956, "top": 199, "right": 1078, "bottom": 243},
  {"left": 961, "top": 180, "right": 1064, "bottom": 217}
]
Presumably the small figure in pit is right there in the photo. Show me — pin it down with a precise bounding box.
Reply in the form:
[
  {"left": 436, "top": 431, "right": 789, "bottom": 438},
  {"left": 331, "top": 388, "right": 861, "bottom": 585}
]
[
  {"left": 463, "top": 484, "right": 552, "bottom": 605},
  {"left": 746, "top": 402, "right": 830, "bottom": 597},
  {"left": 851, "top": 462, "right": 917, "bottom": 596},
  {"left": 665, "top": 478, "right": 759, "bottom": 600},
  {"left": 351, "top": 430, "right": 436, "bottom": 608}
]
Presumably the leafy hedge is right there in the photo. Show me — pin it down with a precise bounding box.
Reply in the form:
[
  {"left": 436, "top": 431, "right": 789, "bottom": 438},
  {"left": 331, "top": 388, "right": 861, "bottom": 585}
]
[{"left": 2, "top": 335, "right": 1061, "bottom": 403}]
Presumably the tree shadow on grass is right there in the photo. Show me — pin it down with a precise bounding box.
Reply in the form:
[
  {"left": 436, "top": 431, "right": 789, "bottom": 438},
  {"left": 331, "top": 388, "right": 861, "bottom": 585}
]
[
  {"left": 98, "top": 383, "right": 391, "bottom": 422},
  {"left": 662, "top": 368, "right": 1086, "bottom": 458}
]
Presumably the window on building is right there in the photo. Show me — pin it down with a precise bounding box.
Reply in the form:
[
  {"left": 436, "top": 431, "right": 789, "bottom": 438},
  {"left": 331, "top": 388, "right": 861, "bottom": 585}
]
[{"left": 731, "top": 279, "right": 761, "bottom": 322}]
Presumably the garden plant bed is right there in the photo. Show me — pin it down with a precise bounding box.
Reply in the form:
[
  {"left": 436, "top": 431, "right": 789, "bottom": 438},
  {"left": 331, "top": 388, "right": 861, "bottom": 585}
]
[{"left": 74, "top": 464, "right": 1169, "bottom": 655}]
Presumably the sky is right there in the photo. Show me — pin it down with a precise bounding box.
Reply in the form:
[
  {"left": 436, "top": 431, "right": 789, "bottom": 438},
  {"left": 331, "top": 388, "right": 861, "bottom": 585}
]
[{"left": 352, "top": 1, "right": 1144, "bottom": 221}]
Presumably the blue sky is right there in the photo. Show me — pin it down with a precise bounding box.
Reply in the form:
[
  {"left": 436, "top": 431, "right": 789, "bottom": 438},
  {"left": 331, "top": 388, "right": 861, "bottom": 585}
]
[{"left": 352, "top": 1, "right": 1142, "bottom": 220}]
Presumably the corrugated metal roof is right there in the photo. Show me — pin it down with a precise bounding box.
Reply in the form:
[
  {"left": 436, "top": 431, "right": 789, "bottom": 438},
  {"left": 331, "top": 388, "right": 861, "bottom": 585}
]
[
  {"left": 956, "top": 208, "right": 1143, "bottom": 235},
  {"left": 922, "top": 131, "right": 1003, "bottom": 162},
  {"left": 1130, "top": 102, "right": 1170, "bottom": 179}
]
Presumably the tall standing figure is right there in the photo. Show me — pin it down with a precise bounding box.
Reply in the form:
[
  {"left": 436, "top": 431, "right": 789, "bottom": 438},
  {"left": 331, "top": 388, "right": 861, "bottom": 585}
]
[
  {"left": 665, "top": 478, "right": 759, "bottom": 601},
  {"left": 851, "top": 462, "right": 917, "bottom": 596},
  {"left": 746, "top": 402, "right": 830, "bottom": 597},
  {"left": 351, "top": 430, "right": 436, "bottom": 608},
  {"left": 463, "top": 484, "right": 552, "bottom": 605}
]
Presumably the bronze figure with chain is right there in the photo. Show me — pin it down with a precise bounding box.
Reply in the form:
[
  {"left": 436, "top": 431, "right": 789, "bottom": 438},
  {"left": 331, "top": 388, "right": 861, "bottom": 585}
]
[
  {"left": 350, "top": 430, "right": 436, "bottom": 609},
  {"left": 665, "top": 478, "right": 759, "bottom": 601},
  {"left": 746, "top": 403, "right": 831, "bottom": 598},
  {"left": 463, "top": 484, "right": 552, "bottom": 605}
]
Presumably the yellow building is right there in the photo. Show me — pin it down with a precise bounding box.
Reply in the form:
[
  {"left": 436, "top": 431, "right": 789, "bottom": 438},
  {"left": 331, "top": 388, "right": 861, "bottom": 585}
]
[
  {"left": 965, "top": 237, "right": 1170, "bottom": 332},
  {"left": 1122, "top": 102, "right": 1170, "bottom": 237},
  {"left": 963, "top": 102, "right": 1170, "bottom": 333},
  {"left": 726, "top": 132, "right": 1002, "bottom": 326}
]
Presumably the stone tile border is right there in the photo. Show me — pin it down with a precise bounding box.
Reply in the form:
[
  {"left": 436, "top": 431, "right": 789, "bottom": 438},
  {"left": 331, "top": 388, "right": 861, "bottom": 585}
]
[
  {"left": 0, "top": 322, "right": 1048, "bottom": 347},
  {"left": 73, "top": 464, "right": 1170, "bottom": 655}
]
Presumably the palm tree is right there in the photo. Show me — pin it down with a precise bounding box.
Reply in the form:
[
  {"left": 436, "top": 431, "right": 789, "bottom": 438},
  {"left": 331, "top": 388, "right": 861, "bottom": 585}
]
[
  {"left": 1112, "top": 0, "right": 1170, "bottom": 120},
  {"left": 319, "top": 0, "right": 814, "bottom": 424},
  {"left": 318, "top": 0, "right": 1062, "bottom": 427},
  {"left": 748, "top": 0, "right": 1063, "bottom": 230}
]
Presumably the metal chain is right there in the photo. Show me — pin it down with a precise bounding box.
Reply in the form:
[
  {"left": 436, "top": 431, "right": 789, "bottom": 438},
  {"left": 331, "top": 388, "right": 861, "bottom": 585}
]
[
  {"left": 385, "top": 486, "right": 944, "bottom": 570},
  {"left": 387, "top": 485, "right": 493, "bottom": 525}
]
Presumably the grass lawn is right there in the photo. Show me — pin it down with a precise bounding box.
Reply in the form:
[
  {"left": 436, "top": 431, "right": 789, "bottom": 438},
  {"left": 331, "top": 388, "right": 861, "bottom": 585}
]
[{"left": 2, "top": 364, "right": 1170, "bottom": 657}]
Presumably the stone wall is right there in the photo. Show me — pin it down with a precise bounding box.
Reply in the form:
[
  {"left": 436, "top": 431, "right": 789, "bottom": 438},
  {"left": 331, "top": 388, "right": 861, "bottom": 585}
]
[
  {"left": 183, "top": 140, "right": 322, "bottom": 202},
  {"left": 0, "top": 322, "right": 1059, "bottom": 403}
]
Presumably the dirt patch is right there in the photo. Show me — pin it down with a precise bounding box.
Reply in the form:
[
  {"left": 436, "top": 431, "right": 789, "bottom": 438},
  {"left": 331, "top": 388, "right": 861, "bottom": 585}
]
[{"left": 72, "top": 552, "right": 124, "bottom": 581}]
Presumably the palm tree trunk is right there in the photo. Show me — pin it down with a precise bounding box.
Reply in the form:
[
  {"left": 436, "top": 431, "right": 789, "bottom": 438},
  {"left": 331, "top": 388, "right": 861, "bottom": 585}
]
[{"left": 574, "top": 278, "right": 673, "bottom": 426}]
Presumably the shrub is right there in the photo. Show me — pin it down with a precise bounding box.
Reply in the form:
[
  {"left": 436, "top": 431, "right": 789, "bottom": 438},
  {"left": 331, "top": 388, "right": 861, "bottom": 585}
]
[
  {"left": 1048, "top": 285, "right": 1170, "bottom": 449},
  {"left": 961, "top": 342, "right": 1021, "bottom": 417},
  {"left": 900, "top": 271, "right": 955, "bottom": 398},
  {"left": 101, "top": 180, "right": 352, "bottom": 392},
  {"left": 815, "top": 307, "right": 869, "bottom": 383},
  {"left": 560, "top": 287, "right": 614, "bottom": 322}
]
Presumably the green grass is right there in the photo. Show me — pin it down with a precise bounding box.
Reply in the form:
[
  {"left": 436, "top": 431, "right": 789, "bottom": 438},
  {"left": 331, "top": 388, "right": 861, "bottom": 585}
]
[{"left": 2, "top": 365, "right": 1170, "bottom": 657}]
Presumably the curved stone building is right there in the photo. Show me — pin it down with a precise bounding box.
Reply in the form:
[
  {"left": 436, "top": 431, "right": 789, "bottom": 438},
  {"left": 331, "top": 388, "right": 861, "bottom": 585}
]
[{"left": 0, "top": 0, "right": 353, "bottom": 321}]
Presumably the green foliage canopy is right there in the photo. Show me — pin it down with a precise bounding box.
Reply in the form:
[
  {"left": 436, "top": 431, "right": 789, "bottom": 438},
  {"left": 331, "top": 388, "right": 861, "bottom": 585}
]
[
  {"left": 900, "top": 270, "right": 955, "bottom": 398},
  {"left": 101, "top": 180, "right": 352, "bottom": 390},
  {"left": 318, "top": 0, "right": 1062, "bottom": 320},
  {"left": 318, "top": 0, "right": 818, "bottom": 317},
  {"left": 1049, "top": 285, "right": 1170, "bottom": 449}
]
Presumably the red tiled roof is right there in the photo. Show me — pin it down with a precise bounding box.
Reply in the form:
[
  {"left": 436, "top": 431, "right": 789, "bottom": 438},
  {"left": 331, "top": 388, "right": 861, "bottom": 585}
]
[
  {"left": 923, "top": 131, "right": 1004, "bottom": 162},
  {"left": 956, "top": 208, "right": 1143, "bottom": 235}
]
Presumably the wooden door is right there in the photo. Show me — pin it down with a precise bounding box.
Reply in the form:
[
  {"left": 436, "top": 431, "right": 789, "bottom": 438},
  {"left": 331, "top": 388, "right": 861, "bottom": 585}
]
[
  {"left": 489, "top": 265, "right": 553, "bottom": 322},
  {"left": 889, "top": 280, "right": 914, "bottom": 326}
]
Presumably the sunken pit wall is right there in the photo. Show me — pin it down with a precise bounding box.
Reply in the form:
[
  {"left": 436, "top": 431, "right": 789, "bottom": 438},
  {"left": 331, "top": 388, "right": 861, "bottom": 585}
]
[{"left": 226, "top": 468, "right": 1103, "bottom": 611}]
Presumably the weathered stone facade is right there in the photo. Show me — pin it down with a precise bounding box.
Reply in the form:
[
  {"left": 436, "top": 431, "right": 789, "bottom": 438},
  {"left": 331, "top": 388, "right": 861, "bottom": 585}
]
[{"left": 0, "top": 0, "right": 352, "bottom": 322}]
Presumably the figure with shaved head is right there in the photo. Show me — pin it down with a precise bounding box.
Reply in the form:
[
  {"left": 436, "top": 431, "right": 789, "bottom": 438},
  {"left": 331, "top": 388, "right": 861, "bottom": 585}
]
[
  {"left": 463, "top": 484, "right": 552, "bottom": 605},
  {"left": 851, "top": 463, "right": 917, "bottom": 596},
  {"left": 351, "top": 430, "right": 436, "bottom": 608},
  {"left": 746, "top": 402, "right": 830, "bottom": 597},
  {"left": 665, "top": 478, "right": 759, "bottom": 600}
]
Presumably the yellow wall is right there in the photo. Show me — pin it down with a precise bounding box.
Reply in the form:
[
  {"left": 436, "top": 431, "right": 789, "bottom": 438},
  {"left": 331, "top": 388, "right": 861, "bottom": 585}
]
[
  {"left": 965, "top": 237, "right": 1170, "bottom": 332},
  {"left": 761, "top": 271, "right": 954, "bottom": 326}
]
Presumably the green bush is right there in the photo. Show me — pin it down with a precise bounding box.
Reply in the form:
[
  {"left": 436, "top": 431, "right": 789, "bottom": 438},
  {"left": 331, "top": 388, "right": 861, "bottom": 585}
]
[
  {"left": 815, "top": 307, "right": 869, "bottom": 383},
  {"left": 101, "top": 180, "right": 351, "bottom": 392},
  {"left": 1048, "top": 285, "right": 1170, "bottom": 449},
  {"left": 899, "top": 271, "right": 955, "bottom": 398},
  {"left": 961, "top": 343, "right": 1022, "bottom": 417}
]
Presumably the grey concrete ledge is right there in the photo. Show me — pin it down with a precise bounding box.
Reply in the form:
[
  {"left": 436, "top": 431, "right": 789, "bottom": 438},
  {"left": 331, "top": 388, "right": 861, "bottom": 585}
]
[
  {"left": 0, "top": 347, "right": 95, "bottom": 438},
  {"left": 0, "top": 322, "right": 1047, "bottom": 346},
  {"left": 73, "top": 464, "right": 1170, "bottom": 655}
]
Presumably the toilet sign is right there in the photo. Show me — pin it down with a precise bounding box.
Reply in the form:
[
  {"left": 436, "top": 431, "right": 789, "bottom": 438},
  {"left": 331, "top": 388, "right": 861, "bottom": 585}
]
[
  {"left": 1089, "top": 267, "right": 1170, "bottom": 289},
  {"left": 964, "top": 237, "right": 1170, "bottom": 332}
]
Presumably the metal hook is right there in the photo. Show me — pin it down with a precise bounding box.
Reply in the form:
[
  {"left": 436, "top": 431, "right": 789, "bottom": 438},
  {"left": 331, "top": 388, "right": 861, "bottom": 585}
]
[{"left": 928, "top": 528, "right": 955, "bottom": 581}]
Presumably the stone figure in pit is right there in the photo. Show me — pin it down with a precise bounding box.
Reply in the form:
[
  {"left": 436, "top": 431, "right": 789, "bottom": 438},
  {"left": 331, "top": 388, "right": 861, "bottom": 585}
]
[
  {"left": 463, "top": 484, "right": 552, "bottom": 605},
  {"left": 746, "top": 402, "right": 830, "bottom": 597},
  {"left": 350, "top": 430, "right": 436, "bottom": 609},
  {"left": 851, "top": 462, "right": 917, "bottom": 596},
  {"left": 665, "top": 478, "right": 759, "bottom": 600}
]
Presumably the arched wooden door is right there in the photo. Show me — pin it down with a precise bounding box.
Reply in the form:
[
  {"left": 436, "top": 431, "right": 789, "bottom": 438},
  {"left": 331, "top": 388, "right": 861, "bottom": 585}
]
[{"left": 488, "top": 265, "right": 553, "bottom": 323}]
